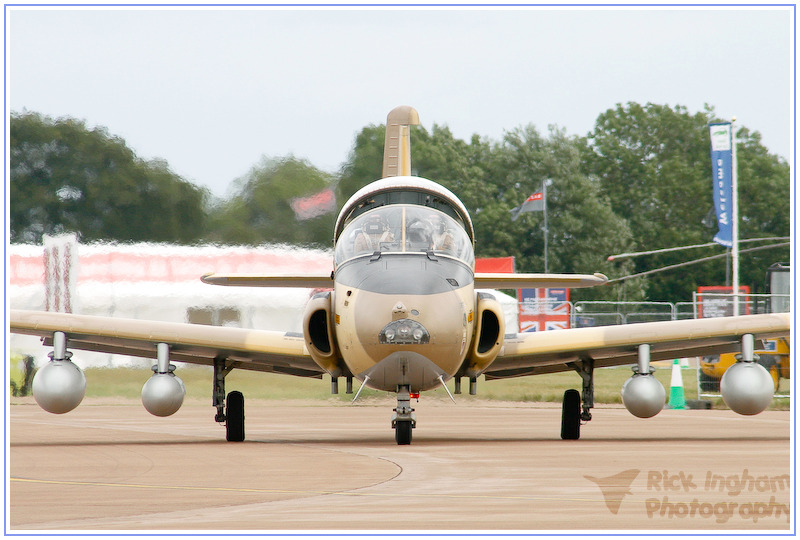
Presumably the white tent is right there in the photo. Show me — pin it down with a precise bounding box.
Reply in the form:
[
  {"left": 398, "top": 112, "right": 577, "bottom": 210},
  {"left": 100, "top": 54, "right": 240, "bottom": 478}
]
[{"left": 9, "top": 237, "right": 332, "bottom": 367}]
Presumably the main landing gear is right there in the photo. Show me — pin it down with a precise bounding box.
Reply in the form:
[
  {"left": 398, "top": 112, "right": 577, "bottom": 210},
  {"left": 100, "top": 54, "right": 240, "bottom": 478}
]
[
  {"left": 392, "top": 385, "right": 416, "bottom": 445},
  {"left": 214, "top": 358, "right": 245, "bottom": 442},
  {"left": 561, "top": 359, "right": 594, "bottom": 440}
]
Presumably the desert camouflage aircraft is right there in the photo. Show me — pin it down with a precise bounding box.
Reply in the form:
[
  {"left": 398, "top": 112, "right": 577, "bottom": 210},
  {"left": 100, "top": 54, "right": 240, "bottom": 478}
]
[{"left": 11, "top": 106, "right": 790, "bottom": 444}]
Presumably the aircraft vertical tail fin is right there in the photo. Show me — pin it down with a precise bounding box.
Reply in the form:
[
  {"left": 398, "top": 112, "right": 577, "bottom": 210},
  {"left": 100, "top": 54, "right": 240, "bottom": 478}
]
[{"left": 382, "top": 105, "right": 420, "bottom": 178}]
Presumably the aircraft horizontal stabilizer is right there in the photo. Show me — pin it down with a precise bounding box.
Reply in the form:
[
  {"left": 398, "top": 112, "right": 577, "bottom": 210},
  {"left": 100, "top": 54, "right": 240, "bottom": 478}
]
[
  {"left": 201, "top": 273, "right": 333, "bottom": 288},
  {"left": 474, "top": 272, "right": 608, "bottom": 289}
]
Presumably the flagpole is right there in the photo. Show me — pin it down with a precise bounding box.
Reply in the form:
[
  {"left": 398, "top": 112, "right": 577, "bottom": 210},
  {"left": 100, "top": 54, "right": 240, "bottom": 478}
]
[
  {"left": 731, "top": 117, "right": 739, "bottom": 315},
  {"left": 543, "top": 180, "right": 549, "bottom": 273}
]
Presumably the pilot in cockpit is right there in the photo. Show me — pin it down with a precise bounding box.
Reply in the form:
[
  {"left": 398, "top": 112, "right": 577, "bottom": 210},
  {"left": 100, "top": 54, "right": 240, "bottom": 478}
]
[
  {"left": 405, "top": 217, "right": 433, "bottom": 249},
  {"left": 428, "top": 213, "right": 455, "bottom": 252},
  {"left": 354, "top": 213, "right": 394, "bottom": 253}
]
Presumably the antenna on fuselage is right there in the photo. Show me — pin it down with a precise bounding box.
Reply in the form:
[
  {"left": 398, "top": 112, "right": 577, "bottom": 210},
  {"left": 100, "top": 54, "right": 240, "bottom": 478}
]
[
  {"left": 382, "top": 105, "right": 420, "bottom": 178},
  {"left": 437, "top": 374, "right": 457, "bottom": 404},
  {"left": 351, "top": 375, "right": 371, "bottom": 403}
]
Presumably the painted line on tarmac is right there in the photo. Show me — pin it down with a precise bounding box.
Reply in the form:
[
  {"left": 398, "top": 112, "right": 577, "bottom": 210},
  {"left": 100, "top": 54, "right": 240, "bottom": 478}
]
[{"left": 11, "top": 476, "right": 598, "bottom": 504}]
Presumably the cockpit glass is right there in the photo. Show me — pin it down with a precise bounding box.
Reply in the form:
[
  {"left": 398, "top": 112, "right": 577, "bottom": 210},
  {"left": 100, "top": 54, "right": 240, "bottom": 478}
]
[{"left": 335, "top": 205, "right": 474, "bottom": 266}]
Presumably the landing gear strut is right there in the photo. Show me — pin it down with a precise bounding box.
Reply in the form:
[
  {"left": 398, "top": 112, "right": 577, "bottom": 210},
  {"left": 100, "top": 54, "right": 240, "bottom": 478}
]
[
  {"left": 561, "top": 359, "right": 594, "bottom": 440},
  {"left": 392, "top": 385, "right": 416, "bottom": 445},
  {"left": 214, "top": 357, "right": 245, "bottom": 442}
]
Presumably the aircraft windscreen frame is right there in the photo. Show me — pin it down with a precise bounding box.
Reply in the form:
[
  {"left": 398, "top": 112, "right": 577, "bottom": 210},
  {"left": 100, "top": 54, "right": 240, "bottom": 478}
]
[{"left": 334, "top": 205, "right": 474, "bottom": 266}]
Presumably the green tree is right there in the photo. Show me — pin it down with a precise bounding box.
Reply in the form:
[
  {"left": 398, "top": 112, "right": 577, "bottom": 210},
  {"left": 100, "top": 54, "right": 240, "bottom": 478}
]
[
  {"left": 584, "top": 102, "right": 789, "bottom": 301},
  {"left": 733, "top": 126, "right": 791, "bottom": 292},
  {"left": 413, "top": 125, "right": 497, "bottom": 213},
  {"left": 207, "top": 156, "right": 336, "bottom": 247},
  {"left": 480, "top": 125, "right": 641, "bottom": 302},
  {"left": 338, "top": 124, "right": 385, "bottom": 202},
  {"left": 10, "top": 111, "right": 208, "bottom": 244},
  {"left": 339, "top": 123, "right": 497, "bottom": 211}
]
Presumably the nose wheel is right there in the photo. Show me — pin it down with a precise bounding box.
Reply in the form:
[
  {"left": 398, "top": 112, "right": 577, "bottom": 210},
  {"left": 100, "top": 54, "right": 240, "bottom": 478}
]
[
  {"left": 392, "top": 385, "right": 416, "bottom": 445},
  {"left": 395, "top": 419, "right": 413, "bottom": 444}
]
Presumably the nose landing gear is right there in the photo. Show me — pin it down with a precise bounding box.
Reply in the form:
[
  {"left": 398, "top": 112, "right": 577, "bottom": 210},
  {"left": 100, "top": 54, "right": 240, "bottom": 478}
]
[{"left": 392, "top": 385, "right": 416, "bottom": 445}]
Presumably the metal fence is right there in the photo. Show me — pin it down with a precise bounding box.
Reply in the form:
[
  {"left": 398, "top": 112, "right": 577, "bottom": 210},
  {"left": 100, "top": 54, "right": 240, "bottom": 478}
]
[
  {"left": 522, "top": 293, "right": 791, "bottom": 328},
  {"left": 690, "top": 292, "right": 791, "bottom": 318},
  {"left": 573, "top": 301, "right": 675, "bottom": 327}
]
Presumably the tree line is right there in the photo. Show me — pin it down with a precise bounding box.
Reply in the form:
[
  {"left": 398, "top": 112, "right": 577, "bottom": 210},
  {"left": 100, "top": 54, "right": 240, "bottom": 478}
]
[{"left": 9, "top": 104, "right": 789, "bottom": 303}]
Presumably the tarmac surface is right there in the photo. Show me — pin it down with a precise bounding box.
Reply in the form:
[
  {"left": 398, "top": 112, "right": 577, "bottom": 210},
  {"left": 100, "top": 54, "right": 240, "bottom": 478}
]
[{"left": 8, "top": 396, "right": 793, "bottom": 533}]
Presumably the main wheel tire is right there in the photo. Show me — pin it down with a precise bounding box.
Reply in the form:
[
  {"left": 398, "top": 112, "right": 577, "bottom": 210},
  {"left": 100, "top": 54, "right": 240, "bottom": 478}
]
[
  {"left": 226, "top": 390, "right": 245, "bottom": 442},
  {"left": 561, "top": 389, "right": 581, "bottom": 440},
  {"left": 395, "top": 420, "right": 413, "bottom": 445}
]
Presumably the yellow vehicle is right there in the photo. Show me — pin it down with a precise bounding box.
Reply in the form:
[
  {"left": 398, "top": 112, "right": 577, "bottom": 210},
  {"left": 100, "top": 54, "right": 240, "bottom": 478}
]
[
  {"left": 700, "top": 337, "right": 790, "bottom": 392},
  {"left": 700, "top": 263, "right": 791, "bottom": 393}
]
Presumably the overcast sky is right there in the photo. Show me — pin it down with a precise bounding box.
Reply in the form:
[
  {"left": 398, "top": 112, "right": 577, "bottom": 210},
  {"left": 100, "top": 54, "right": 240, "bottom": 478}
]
[{"left": 7, "top": 5, "right": 793, "bottom": 198}]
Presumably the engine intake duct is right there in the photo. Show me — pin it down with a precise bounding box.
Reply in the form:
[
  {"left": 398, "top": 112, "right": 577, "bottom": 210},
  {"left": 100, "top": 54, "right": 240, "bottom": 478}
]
[
  {"left": 303, "top": 291, "right": 343, "bottom": 376},
  {"left": 464, "top": 292, "right": 505, "bottom": 378}
]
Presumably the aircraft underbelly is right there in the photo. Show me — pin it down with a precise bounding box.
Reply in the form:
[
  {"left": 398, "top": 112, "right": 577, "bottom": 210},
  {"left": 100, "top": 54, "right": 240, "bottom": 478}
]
[{"left": 333, "top": 256, "right": 474, "bottom": 392}]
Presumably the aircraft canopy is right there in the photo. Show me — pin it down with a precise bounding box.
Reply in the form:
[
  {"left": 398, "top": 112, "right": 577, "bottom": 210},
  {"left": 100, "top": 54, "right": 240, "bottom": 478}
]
[{"left": 334, "top": 205, "right": 474, "bottom": 267}]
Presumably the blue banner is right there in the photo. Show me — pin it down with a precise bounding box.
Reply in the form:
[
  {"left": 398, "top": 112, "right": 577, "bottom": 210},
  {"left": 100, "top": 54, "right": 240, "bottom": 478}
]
[{"left": 709, "top": 123, "right": 733, "bottom": 247}]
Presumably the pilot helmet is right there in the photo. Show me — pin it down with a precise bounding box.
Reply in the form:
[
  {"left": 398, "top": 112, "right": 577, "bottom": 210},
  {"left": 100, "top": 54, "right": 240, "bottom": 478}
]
[
  {"left": 363, "top": 213, "right": 386, "bottom": 235},
  {"left": 428, "top": 213, "right": 447, "bottom": 234},
  {"left": 407, "top": 217, "right": 432, "bottom": 241}
]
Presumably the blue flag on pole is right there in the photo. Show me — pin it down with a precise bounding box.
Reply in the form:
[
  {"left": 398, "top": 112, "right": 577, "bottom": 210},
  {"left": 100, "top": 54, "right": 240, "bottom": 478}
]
[{"left": 709, "top": 123, "right": 733, "bottom": 247}]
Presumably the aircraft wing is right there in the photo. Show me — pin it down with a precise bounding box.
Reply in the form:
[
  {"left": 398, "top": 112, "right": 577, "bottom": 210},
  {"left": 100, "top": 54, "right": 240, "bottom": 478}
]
[
  {"left": 9, "top": 309, "right": 323, "bottom": 378},
  {"left": 201, "top": 272, "right": 606, "bottom": 290},
  {"left": 486, "top": 313, "right": 791, "bottom": 379},
  {"left": 201, "top": 273, "right": 333, "bottom": 288},
  {"left": 474, "top": 272, "right": 608, "bottom": 289}
]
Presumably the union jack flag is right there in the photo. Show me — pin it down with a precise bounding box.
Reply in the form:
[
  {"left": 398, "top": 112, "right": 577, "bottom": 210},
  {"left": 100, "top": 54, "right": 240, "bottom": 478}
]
[{"left": 518, "top": 287, "right": 570, "bottom": 332}]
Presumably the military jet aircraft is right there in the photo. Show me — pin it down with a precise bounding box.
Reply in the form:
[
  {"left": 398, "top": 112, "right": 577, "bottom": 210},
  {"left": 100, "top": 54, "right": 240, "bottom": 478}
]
[{"left": 10, "top": 106, "right": 790, "bottom": 444}]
